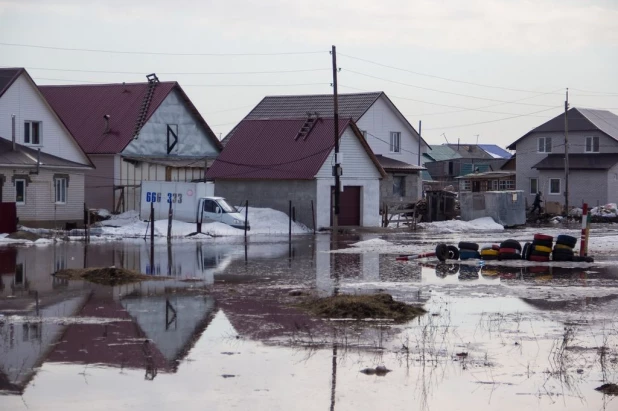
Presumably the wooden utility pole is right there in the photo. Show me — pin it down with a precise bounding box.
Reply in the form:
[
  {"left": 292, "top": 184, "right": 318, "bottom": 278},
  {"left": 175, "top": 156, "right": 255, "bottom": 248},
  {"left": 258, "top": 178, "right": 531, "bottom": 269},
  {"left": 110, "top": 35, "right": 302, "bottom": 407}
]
[
  {"left": 417, "top": 121, "right": 422, "bottom": 166},
  {"left": 564, "top": 88, "right": 570, "bottom": 215},
  {"left": 332, "top": 45, "right": 341, "bottom": 231}
]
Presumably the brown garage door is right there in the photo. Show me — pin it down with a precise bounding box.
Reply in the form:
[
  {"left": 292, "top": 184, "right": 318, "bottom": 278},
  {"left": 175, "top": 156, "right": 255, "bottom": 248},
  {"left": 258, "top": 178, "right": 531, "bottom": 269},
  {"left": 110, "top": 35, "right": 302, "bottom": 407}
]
[{"left": 331, "top": 186, "right": 361, "bottom": 226}]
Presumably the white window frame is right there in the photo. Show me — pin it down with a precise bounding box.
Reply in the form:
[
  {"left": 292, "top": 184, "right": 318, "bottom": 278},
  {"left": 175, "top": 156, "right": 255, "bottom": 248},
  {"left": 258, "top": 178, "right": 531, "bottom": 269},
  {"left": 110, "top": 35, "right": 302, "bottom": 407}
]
[
  {"left": 538, "top": 137, "right": 552, "bottom": 153},
  {"left": 549, "top": 178, "right": 561, "bottom": 195},
  {"left": 24, "top": 121, "right": 42, "bottom": 145},
  {"left": 585, "top": 136, "right": 599, "bottom": 153},
  {"left": 54, "top": 178, "right": 67, "bottom": 204},
  {"left": 390, "top": 132, "right": 401, "bottom": 153},
  {"left": 491, "top": 180, "right": 499, "bottom": 191},
  {"left": 530, "top": 178, "right": 538, "bottom": 194},
  {"left": 15, "top": 179, "right": 26, "bottom": 205}
]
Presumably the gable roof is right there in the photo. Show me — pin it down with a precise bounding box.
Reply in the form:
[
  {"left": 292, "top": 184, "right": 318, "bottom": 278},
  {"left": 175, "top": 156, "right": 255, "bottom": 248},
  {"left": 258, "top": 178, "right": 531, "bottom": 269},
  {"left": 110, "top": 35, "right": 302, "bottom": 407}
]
[
  {"left": 532, "top": 153, "right": 618, "bottom": 170},
  {"left": 0, "top": 68, "right": 24, "bottom": 98},
  {"left": 478, "top": 144, "right": 512, "bottom": 159},
  {"left": 0, "top": 136, "right": 93, "bottom": 168},
  {"left": 222, "top": 92, "right": 429, "bottom": 149},
  {"left": 508, "top": 108, "right": 618, "bottom": 150},
  {"left": 39, "top": 81, "right": 222, "bottom": 154},
  {"left": 425, "top": 145, "right": 462, "bottom": 161},
  {"left": 206, "top": 117, "right": 385, "bottom": 180}
]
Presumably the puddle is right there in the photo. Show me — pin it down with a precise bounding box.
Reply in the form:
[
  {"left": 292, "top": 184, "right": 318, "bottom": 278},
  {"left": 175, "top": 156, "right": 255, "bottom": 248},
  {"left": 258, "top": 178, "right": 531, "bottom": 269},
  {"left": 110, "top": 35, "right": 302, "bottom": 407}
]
[{"left": 1, "top": 233, "right": 618, "bottom": 410}]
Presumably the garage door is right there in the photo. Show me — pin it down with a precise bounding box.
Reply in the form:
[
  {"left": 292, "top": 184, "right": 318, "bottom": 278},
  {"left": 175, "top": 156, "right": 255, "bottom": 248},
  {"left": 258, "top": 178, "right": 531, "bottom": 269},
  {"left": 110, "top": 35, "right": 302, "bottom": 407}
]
[{"left": 331, "top": 186, "right": 361, "bottom": 226}]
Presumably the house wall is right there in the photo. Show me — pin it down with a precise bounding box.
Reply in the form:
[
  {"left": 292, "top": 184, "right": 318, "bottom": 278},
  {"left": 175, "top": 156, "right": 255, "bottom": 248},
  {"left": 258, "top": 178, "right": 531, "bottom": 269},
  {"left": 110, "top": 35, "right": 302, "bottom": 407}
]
[
  {"left": 85, "top": 154, "right": 116, "bottom": 211},
  {"left": 122, "top": 89, "right": 219, "bottom": 157},
  {"left": 356, "top": 95, "right": 424, "bottom": 166},
  {"left": 0, "top": 167, "right": 85, "bottom": 227},
  {"left": 0, "top": 74, "right": 90, "bottom": 165},
  {"left": 515, "top": 131, "right": 618, "bottom": 206},
  {"left": 539, "top": 169, "right": 608, "bottom": 207},
  {"left": 315, "top": 127, "right": 382, "bottom": 228},
  {"left": 607, "top": 164, "right": 618, "bottom": 205},
  {"left": 380, "top": 172, "right": 421, "bottom": 204},
  {"left": 214, "top": 180, "right": 317, "bottom": 229}
]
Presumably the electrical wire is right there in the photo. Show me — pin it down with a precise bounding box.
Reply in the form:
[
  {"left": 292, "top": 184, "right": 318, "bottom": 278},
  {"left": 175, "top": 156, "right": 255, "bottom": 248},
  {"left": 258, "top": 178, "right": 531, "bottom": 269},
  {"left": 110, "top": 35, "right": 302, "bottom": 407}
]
[
  {"left": 0, "top": 42, "right": 326, "bottom": 56},
  {"left": 424, "top": 106, "right": 561, "bottom": 131},
  {"left": 7, "top": 66, "right": 331, "bottom": 75}
]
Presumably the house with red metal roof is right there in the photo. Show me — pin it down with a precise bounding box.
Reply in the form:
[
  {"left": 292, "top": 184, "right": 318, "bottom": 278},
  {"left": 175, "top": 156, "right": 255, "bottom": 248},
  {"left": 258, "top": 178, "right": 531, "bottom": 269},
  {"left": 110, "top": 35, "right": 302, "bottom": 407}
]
[
  {"left": 0, "top": 68, "right": 94, "bottom": 229},
  {"left": 40, "top": 74, "right": 222, "bottom": 213},
  {"left": 206, "top": 116, "right": 386, "bottom": 229},
  {"left": 222, "top": 92, "right": 429, "bottom": 208}
]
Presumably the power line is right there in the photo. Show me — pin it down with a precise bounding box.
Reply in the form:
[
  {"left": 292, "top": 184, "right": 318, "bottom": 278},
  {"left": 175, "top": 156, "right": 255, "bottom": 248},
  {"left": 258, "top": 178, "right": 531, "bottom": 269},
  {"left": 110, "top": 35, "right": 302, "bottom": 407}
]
[
  {"left": 30, "top": 77, "right": 328, "bottom": 87},
  {"left": 424, "top": 106, "right": 560, "bottom": 131},
  {"left": 0, "top": 42, "right": 326, "bottom": 56},
  {"left": 8, "top": 66, "right": 331, "bottom": 75},
  {"left": 343, "top": 69, "right": 557, "bottom": 107}
]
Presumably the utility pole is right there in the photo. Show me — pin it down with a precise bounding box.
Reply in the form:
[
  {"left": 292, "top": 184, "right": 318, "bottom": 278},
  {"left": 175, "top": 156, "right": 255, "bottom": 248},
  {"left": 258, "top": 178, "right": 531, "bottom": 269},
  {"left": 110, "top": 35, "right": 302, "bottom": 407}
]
[
  {"left": 417, "top": 121, "right": 422, "bottom": 166},
  {"left": 332, "top": 45, "right": 341, "bottom": 231},
  {"left": 564, "top": 88, "right": 569, "bottom": 215}
]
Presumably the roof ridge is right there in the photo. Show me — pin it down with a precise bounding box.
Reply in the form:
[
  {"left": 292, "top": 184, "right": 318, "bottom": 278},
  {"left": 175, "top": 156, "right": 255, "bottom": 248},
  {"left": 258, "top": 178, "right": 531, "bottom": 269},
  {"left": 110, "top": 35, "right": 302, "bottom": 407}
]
[
  {"left": 262, "top": 91, "right": 383, "bottom": 98},
  {"left": 39, "top": 81, "right": 177, "bottom": 88}
]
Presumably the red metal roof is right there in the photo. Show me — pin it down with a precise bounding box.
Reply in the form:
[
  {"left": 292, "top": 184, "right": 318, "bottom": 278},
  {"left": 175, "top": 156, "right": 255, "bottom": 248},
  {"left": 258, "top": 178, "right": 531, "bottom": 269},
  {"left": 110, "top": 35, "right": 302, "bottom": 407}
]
[
  {"left": 39, "top": 81, "right": 196, "bottom": 154},
  {"left": 206, "top": 118, "right": 384, "bottom": 180},
  {"left": 0, "top": 68, "right": 24, "bottom": 99}
]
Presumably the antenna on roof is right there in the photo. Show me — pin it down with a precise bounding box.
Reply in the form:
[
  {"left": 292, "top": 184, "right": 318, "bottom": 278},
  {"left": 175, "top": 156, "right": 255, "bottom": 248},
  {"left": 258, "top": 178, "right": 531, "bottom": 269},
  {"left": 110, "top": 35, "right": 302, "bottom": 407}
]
[
  {"left": 474, "top": 134, "right": 480, "bottom": 145},
  {"left": 441, "top": 133, "right": 449, "bottom": 144}
]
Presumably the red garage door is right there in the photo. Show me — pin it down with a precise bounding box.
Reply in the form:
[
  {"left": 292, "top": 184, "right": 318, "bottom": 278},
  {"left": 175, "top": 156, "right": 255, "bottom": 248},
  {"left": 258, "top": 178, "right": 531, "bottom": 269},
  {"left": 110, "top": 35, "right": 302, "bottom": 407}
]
[{"left": 331, "top": 186, "right": 361, "bottom": 226}]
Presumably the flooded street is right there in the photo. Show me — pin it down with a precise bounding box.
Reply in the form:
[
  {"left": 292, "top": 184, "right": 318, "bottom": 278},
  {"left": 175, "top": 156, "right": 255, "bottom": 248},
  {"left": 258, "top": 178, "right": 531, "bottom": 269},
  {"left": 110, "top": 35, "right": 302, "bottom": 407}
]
[{"left": 1, "top": 231, "right": 618, "bottom": 410}]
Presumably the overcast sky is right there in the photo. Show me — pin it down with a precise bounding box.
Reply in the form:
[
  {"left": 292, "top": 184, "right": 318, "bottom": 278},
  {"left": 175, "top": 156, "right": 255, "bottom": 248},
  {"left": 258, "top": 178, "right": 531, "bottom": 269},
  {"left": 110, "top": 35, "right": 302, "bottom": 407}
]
[{"left": 1, "top": 0, "right": 617, "bottom": 148}]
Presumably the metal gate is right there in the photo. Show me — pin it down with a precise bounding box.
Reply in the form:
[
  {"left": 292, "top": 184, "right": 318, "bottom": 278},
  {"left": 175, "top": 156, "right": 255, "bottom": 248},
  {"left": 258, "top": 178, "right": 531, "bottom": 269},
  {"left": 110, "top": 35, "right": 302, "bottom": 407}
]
[
  {"left": 0, "top": 202, "right": 17, "bottom": 233},
  {"left": 332, "top": 186, "right": 361, "bottom": 226}
]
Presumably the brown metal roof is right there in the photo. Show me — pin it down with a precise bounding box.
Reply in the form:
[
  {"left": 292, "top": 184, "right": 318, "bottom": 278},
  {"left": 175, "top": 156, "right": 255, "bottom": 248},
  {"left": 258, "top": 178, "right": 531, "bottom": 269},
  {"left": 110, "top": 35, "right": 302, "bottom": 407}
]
[
  {"left": 0, "top": 136, "right": 92, "bottom": 169},
  {"left": 39, "top": 81, "right": 222, "bottom": 154},
  {"left": 0, "top": 68, "right": 24, "bottom": 98},
  {"left": 532, "top": 153, "right": 618, "bottom": 170},
  {"left": 206, "top": 117, "right": 385, "bottom": 180},
  {"left": 375, "top": 154, "right": 424, "bottom": 173}
]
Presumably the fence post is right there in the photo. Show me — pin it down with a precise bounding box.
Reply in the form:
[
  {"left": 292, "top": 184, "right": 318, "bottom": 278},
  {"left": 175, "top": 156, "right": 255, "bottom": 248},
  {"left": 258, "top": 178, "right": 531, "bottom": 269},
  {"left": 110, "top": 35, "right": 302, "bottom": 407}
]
[
  {"left": 579, "top": 203, "right": 588, "bottom": 256},
  {"left": 167, "top": 198, "right": 173, "bottom": 241},
  {"left": 289, "top": 200, "right": 292, "bottom": 254},
  {"left": 150, "top": 201, "right": 155, "bottom": 245},
  {"left": 244, "top": 200, "right": 249, "bottom": 239}
]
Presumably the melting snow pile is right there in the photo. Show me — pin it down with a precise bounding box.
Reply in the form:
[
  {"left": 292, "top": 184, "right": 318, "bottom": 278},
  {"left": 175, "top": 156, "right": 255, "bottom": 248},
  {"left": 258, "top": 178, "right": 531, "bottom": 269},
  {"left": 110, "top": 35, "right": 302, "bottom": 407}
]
[
  {"left": 98, "top": 207, "right": 311, "bottom": 238},
  {"left": 570, "top": 203, "right": 618, "bottom": 218},
  {"left": 419, "top": 217, "right": 504, "bottom": 233}
]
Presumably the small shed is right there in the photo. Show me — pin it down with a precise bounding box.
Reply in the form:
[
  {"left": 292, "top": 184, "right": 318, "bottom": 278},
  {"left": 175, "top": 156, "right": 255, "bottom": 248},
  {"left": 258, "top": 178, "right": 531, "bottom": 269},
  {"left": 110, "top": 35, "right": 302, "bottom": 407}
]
[{"left": 459, "top": 190, "right": 525, "bottom": 227}]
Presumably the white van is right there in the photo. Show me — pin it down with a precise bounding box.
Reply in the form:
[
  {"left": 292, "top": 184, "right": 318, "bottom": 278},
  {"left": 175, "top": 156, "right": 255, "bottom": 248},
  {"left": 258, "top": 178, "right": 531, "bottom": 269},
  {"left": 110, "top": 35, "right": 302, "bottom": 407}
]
[{"left": 196, "top": 197, "right": 249, "bottom": 230}]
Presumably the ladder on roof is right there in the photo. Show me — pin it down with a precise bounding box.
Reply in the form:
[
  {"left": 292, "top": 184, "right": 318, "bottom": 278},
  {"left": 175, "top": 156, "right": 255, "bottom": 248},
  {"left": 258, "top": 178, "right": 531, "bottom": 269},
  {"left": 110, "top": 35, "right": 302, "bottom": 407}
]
[
  {"left": 295, "top": 114, "right": 319, "bottom": 141},
  {"left": 132, "top": 73, "right": 160, "bottom": 140}
]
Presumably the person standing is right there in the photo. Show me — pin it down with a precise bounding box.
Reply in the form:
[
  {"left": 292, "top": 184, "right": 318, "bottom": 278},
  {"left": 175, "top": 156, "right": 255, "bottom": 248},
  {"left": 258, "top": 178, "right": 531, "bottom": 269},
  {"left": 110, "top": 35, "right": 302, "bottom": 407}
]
[{"left": 531, "top": 191, "right": 543, "bottom": 214}]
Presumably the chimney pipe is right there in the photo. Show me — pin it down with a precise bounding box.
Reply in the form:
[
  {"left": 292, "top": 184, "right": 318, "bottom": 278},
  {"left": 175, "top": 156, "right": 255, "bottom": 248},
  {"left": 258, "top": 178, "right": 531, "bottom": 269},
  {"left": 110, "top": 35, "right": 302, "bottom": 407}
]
[
  {"left": 103, "top": 114, "right": 110, "bottom": 133},
  {"left": 11, "top": 114, "right": 16, "bottom": 151},
  {"left": 36, "top": 148, "right": 40, "bottom": 174}
]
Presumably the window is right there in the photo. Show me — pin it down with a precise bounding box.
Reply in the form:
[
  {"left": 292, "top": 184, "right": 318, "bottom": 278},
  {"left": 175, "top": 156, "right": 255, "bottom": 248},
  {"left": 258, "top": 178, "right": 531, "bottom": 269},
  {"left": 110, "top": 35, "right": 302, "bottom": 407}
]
[
  {"left": 585, "top": 136, "right": 599, "bottom": 153},
  {"left": 499, "top": 180, "right": 515, "bottom": 190},
  {"left": 538, "top": 137, "right": 552, "bottom": 153},
  {"left": 549, "top": 178, "right": 561, "bottom": 195},
  {"left": 24, "top": 121, "right": 41, "bottom": 145},
  {"left": 530, "top": 178, "right": 538, "bottom": 194},
  {"left": 393, "top": 176, "right": 405, "bottom": 196},
  {"left": 491, "top": 180, "right": 499, "bottom": 191},
  {"left": 54, "top": 178, "right": 67, "bottom": 204},
  {"left": 461, "top": 180, "right": 471, "bottom": 191},
  {"left": 203, "top": 199, "right": 217, "bottom": 213},
  {"left": 15, "top": 179, "right": 26, "bottom": 204},
  {"left": 390, "top": 132, "right": 401, "bottom": 153}
]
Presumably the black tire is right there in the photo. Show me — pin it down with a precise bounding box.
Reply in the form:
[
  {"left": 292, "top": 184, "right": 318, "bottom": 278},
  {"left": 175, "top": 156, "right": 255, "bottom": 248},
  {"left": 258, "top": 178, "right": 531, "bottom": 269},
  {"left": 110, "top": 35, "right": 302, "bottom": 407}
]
[
  {"left": 534, "top": 233, "right": 553, "bottom": 242},
  {"left": 458, "top": 241, "right": 479, "bottom": 251},
  {"left": 532, "top": 239, "right": 553, "bottom": 248},
  {"left": 556, "top": 235, "right": 578, "bottom": 248},
  {"left": 500, "top": 239, "right": 522, "bottom": 251},
  {"left": 531, "top": 250, "right": 550, "bottom": 257},
  {"left": 447, "top": 264, "right": 460, "bottom": 274},
  {"left": 499, "top": 253, "right": 521, "bottom": 260},
  {"left": 552, "top": 248, "right": 574, "bottom": 256},
  {"left": 481, "top": 255, "right": 499, "bottom": 260},
  {"left": 552, "top": 254, "right": 573, "bottom": 262},
  {"left": 572, "top": 255, "right": 586, "bottom": 262},
  {"left": 435, "top": 243, "right": 449, "bottom": 262},
  {"left": 522, "top": 243, "right": 530, "bottom": 261},
  {"left": 447, "top": 245, "right": 460, "bottom": 260}
]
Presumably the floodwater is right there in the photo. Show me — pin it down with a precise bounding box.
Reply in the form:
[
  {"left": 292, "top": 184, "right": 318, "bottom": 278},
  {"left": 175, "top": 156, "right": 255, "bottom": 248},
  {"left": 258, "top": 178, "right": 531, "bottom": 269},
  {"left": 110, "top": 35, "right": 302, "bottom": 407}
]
[{"left": 1, "top": 232, "right": 617, "bottom": 411}]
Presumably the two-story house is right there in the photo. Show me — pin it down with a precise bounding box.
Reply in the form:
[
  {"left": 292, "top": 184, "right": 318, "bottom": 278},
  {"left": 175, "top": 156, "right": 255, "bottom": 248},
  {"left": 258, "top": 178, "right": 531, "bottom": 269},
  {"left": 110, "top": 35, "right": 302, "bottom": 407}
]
[
  {"left": 507, "top": 108, "right": 618, "bottom": 210},
  {"left": 221, "top": 92, "right": 430, "bottom": 205},
  {"left": 0, "top": 68, "right": 94, "bottom": 229}
]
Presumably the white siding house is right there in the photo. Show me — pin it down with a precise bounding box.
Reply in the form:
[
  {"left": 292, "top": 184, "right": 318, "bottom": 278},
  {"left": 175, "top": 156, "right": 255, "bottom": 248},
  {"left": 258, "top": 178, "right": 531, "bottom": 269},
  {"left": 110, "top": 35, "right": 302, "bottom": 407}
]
[{"left": 0, "top": 68, "right": 93, "bottom": 229}]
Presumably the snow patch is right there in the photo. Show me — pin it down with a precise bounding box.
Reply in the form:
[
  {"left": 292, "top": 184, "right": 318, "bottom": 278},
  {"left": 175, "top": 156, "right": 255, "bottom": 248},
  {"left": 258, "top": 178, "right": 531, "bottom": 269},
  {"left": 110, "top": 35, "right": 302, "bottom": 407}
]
[{"left": 419, "top": 217, "right": 504, "bottom": 233}]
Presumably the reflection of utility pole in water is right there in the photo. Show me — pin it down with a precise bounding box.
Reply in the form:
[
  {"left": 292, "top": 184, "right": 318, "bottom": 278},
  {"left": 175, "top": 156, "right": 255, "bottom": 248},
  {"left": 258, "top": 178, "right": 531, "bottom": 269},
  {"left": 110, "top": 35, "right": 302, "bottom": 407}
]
[
  {"left": 330, "top": 331, "right": 338, "bottom": 411},
  {"left": 167, "top": 242, "right": 173, "bottom": 277}
]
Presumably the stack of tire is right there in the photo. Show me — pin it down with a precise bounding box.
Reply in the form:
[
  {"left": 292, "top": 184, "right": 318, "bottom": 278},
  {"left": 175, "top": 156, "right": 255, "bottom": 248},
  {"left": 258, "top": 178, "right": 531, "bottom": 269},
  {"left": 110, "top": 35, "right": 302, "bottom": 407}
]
[
  {"left": 528, "top": 233, "right": 553, "bottom": 262},
  {"left": 458, "top": 241, "right": 480, "bottom": 260},
  {"left": 480, "top": 244, "right": 500, "bottom": 260},
  {"left": 552, "top": 234, "right": 578, "bottom": 262},
  {"left": 498, "top": 239, "right": 522, "bottom": 260}
]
